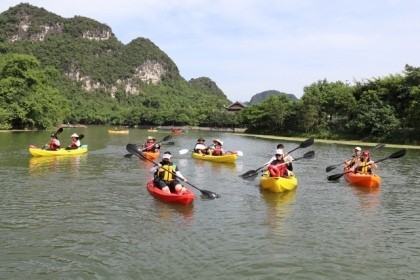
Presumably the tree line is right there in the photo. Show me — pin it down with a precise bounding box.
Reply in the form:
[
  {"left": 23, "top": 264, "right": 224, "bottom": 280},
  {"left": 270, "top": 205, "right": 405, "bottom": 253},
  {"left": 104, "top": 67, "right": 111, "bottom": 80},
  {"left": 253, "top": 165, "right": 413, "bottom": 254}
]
[{"left": 1, "top": 53, "right": 419, "bottom": 144}]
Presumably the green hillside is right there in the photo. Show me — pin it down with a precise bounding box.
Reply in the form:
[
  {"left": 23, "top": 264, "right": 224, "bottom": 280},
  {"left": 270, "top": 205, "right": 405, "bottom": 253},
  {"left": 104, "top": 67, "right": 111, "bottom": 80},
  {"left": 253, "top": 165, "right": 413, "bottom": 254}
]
[{"left": 0, "top": 3, "right": 232, "bottom": 129}]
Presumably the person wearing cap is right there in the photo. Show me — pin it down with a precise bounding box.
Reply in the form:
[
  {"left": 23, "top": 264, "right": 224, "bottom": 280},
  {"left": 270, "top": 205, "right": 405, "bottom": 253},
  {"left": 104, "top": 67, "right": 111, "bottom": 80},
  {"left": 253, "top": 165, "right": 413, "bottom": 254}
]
[
  {"left": 345, "top": 147, "right": 362, "bottom": 168},
  {"left": 262, "top": 143, "right": 294, "bottom": 170},
  {"left": 45, "top": 133, "right": 61, "bottom": 150},
  {"left": 207, "top": 139, "right": 225, "bottom": 156},
  {"left": 68, "top": 133, "right": 81, "bottom": 149},
  {"left": 142, "top": 136, "right": 160, "bottom": 153},
  {"left": 267, "top": 150, "right": 290, "bottom": 178},
  {"left": 352, "top": 150, "right": 377, "bottom": 174},
  {"left": 194, "top": 137, "right": 208, "bottom": 154},
  {"left": 150, "top": 151, "right": 188, "bottom": 194}
]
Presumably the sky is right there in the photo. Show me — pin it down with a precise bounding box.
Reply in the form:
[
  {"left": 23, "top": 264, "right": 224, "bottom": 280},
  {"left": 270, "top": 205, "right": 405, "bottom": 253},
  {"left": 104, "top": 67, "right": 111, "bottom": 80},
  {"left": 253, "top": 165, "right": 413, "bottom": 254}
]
[{"left": 1, "top": 1, "right": 420, "bottom": 102}]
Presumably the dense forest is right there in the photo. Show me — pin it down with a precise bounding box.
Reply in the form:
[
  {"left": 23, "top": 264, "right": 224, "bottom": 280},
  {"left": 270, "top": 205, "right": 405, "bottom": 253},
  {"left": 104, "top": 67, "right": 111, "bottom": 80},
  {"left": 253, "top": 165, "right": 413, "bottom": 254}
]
[{"left": 0, "top": 4, "right": 419, "bottom": 144}]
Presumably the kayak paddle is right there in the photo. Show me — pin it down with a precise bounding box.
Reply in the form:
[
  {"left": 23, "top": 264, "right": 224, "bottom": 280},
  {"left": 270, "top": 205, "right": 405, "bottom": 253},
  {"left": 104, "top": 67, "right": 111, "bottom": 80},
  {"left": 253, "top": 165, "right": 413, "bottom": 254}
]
[
  {"left": 124, "top": 135, "right": 172, "bottom": 158},
  {"left": 325, "top": 143, "right": 386, "bottom": 172},
  {"left": 241, "top": 150, "right": 315, "bottom": 180},
  {"left": 126, "top": 144, "right": 220, "bottom": 199},
  {"left": 327, "top": 149, "right": 406, "bottom": 181},
  {"left": 239, "top": 137, "right": 314, "bottom": 179}
]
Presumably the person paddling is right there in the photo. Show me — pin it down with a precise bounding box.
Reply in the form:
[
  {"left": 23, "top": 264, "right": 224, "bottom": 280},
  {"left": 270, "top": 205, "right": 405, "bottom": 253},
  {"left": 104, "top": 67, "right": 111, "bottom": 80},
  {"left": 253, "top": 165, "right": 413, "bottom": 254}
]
[
  {"left": 46, "top": 133, "right": 61, "bottom": 150},
  {"left": 267, "top": 150, "right": 290, "bottom": 178},
  {"left": 150, "top": 151, "right": 187, "bottom": 194},
  {"left": 68, "top": 133, "right": 81, "bottom": 149},
  {"left": 345, "top": 146, "right": 362, "bottom": 168},
  {"left": 352, "top": 150, "right": 378, "bottom": 174},
  {"left": 194, "top": 137, "right": 208, "bottom": 154}
]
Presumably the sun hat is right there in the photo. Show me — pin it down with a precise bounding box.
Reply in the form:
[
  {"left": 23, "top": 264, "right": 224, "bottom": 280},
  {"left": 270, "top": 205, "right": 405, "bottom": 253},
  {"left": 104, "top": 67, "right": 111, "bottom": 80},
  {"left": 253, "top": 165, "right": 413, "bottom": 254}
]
[
  {"left": 162, "top": 151, "right": 172, "bottom": 159},
  {"left": 70, "top": 133, "right": 79, "bottom": 138},
  {"left": 213, "top": 139, "right": 223, "bottom": 146},
  {"left": 147, "top": 136, "right": 155, "bottom": 140}
]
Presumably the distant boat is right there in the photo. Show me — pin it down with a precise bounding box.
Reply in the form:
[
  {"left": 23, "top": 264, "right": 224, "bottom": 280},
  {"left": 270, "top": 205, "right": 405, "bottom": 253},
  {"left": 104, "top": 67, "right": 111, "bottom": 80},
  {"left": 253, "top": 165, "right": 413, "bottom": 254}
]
[{"left": 108, "top": 129, "right": 129, "bottom": 134}]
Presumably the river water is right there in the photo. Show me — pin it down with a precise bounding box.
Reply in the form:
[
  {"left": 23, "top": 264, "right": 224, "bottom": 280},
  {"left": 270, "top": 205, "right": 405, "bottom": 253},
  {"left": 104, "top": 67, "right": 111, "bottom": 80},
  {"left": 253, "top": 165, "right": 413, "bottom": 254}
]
[{"left": 1, "top": 127, "right": 419, "bottom": 279}]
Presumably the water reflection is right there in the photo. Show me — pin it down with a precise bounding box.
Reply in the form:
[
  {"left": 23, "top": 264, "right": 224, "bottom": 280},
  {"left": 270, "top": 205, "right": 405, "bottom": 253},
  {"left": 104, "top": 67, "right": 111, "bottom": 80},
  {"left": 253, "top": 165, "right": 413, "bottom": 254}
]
[
  {"left": 152, "top": 198, "right": 195, "bottom": 226},
  {"left": 349, "top": 184, "right": 381, "bottom": 211},
  {"left": 28, "top": 155, "right": 85, "bottom": 176},
  {"left": 260, "top": 189, "right": 297, "bottom": 234}
]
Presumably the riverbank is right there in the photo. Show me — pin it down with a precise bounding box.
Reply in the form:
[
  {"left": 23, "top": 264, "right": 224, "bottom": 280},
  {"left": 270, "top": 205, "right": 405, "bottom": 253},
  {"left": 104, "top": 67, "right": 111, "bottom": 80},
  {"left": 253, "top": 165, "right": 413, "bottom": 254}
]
[{"left": 236, "top": 133, "right": 420, "bottom": 150}]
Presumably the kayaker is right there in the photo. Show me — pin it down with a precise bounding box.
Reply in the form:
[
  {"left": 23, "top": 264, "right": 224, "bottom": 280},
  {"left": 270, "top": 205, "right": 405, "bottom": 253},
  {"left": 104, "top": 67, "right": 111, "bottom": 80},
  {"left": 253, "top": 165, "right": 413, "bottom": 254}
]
[
  {"left": 68, "top": 133, "right": 81, "bottom": 149},
  {"left": 208, "top": 139, "right": 225, "bottom": 155},
  {"left": 267, "top": 151, "right": 290, "bottom": 178},
  {"left": 352, "top": 150, "right": 377, "bottom": 174},
  {"left": 150, "top": 151, "right": 187, "bottom": 194},
  {"left": 46, "top": 133, "right": 61, "bottom": 150},
  {"left": 261, "top": 143, "right": 294, "bottom": 170},
  {"left": 194, "top": 137, "right": 208, "bottom": 154},
  {"left": 142, "top": 136, "right": 160, "bottom": 153},
  {"left": 345, "top": 146, "right": 362, "bottom": 168}
]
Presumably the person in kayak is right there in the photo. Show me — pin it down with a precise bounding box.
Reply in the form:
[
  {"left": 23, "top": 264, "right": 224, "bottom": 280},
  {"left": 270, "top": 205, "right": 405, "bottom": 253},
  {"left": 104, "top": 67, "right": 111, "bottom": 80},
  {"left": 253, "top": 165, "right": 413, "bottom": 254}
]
[
  {"left": 267, "top": 150, "right": 290, "bottom": 178},
  {"left": 45, "top": 133, "right": 61, "bottom": 150},
  {"left": 142, "top": 136, "right": 160, "bottom": 153},
  {"left": 151, "top": 151, "right": 187, "bottom": 194},
  {"left": 261, "top": 143, "right": 294, "bottom": 170},
  {"left": 194, "top": 137, "right": 208, "bottom": 154},
  {"left": 207, "top": 139, "right": 225, "bottom": 156},
  {"left": 352, "top": 150, "right": 377, "bottom": 174},
  {"left": 345, "top": 146, "right": 362, "bottom": 168},
  {"left": 68, "top": 133, "right": 81, "bottom": 149}
]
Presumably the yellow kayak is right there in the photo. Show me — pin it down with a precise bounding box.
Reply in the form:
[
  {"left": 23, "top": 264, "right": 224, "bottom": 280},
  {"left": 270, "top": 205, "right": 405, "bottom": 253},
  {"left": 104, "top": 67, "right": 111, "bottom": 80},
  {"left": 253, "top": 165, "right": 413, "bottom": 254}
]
[
  {"left": 192, "top": 152, "right": 237, "bottom": 163},
  {"left": 108, "top": 130, "right": 129, "bottom": 134},
  {"left": 259, "top": 171, "right": 298, "bottom": 193},
  {"left": 29, "top": 145, "right": 88, "bottom": 157}
]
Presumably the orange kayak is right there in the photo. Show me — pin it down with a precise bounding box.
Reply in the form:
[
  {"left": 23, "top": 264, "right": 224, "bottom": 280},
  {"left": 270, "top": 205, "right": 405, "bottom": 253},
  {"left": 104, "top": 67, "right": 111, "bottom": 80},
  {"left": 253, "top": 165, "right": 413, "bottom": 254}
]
[
  {"left": 142, "top": 151, "right": 160, "bottom": 160},
  {"left": 147, "top": 179, "right": 195, "bottom": 205},
  {"left": 344, "top": 168, "right": 381, "bottom": 187}
]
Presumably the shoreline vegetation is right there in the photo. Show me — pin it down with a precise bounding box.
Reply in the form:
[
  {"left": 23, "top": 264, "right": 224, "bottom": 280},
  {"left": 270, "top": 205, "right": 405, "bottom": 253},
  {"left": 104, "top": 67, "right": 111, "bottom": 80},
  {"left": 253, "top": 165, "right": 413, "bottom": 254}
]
[
  {"left": 2, "top": 126, "right": 419, "bottom": 150},
  {"left": 237, "top": 133, "right": 420, "bottom": 150}
]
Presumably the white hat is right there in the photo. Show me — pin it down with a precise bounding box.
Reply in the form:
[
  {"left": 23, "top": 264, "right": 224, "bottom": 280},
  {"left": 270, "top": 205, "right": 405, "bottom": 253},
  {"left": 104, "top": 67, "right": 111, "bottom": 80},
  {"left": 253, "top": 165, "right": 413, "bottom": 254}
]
[
  {"left": 355, "top": 147, "right": 361, "bottom": 151},
  {"left": 213, "top": 139, "right": 223, "bottom": 146},
  {"left": 162, "top": 152, "right": 172, "bottom": 159},
  {"left": 276, "top": 149, "right": 284, "bottom": 155},
  {"left": 275, "top": 149, "right": 284, "bottom": 155},
  {"left": 147, "top": 136, "right": 155, "bottom": 140},
  {"left": 71, "top": 133, "right": 79, "bottom": 138}
]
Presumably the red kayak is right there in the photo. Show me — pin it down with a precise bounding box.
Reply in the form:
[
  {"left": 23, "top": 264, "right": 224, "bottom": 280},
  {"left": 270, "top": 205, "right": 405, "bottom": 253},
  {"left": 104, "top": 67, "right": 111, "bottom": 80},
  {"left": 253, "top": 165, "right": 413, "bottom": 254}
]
[
  {"left": 146, "top": 179, "right": 195, "bottom": 205},
  {"left": 344, "top": 168, "right": 381, "bottom": 188}
]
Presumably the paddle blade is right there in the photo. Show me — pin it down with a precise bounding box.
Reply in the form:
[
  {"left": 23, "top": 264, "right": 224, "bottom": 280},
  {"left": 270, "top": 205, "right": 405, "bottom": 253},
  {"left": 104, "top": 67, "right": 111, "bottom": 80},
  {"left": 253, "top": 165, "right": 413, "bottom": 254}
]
[
  {"left": 327, "top": 172, "right": 348, "bottom": 181},
  {"left": 326, "top": 164, "right": 340, "bottom": 173},
  {"left": 200, "top": 189, "right": 221, "bottom": 199},
  {"left": 302, "top": 150, "right": 315, "bottom": 159},
  {"left": 233, "top": 151, "right": 243, "bottom": 156},
  {"left": 240, "top": 169, "right": 258, "bottom": 178},
  {"left": 56, "top": 127, "right": 64, "bottom": 134},
  {"left": 162, "top": 135, "right": 172, "bottom": 142},
  {"left": 375, "top": 149, "right": 406, "bottom": 164},
  {"left": 124, "top": 153, "right": 133, "bottom": 158},
  {"left": 179, "top": 149, "right": 191, "bottom": 155},
  {"left": 372, "top": 143, "right": 386, "bottom": 151},
  {"left": 300, "top": 137, "right": 314, "bottom": 149}
]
